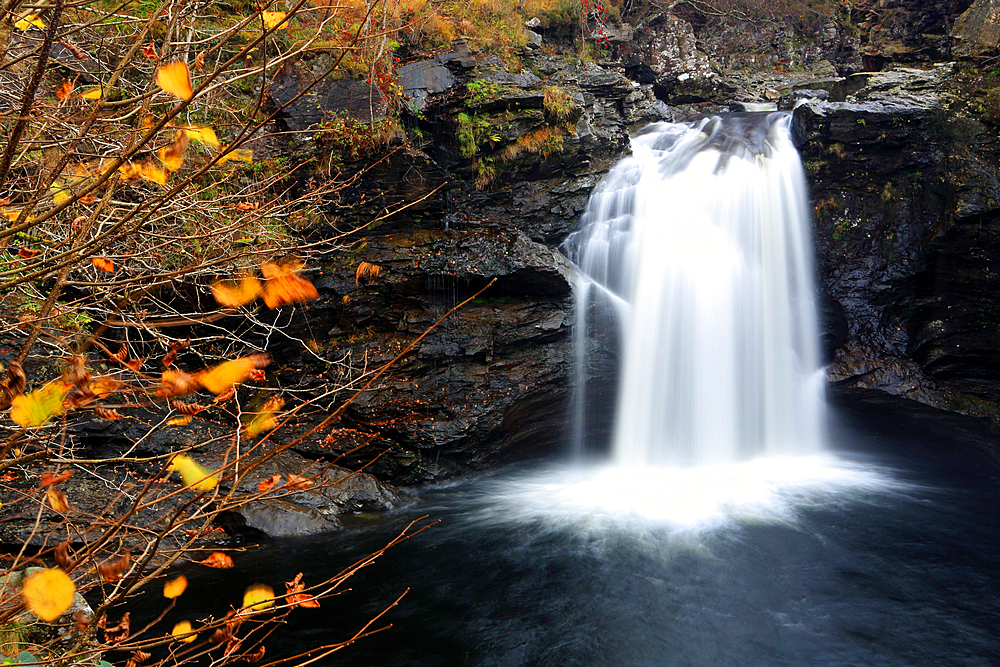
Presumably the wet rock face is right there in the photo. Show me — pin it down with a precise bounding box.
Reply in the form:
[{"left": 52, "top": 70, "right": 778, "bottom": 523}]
[
  {"left": 796, "top": 68, "right": 1000, "bottom": 411},
  {"left": 953, "top": 0, "right": 1000, "bottom": 58},
  {"left": 269, "top": 57, "right": 388, "bottom": 132}
]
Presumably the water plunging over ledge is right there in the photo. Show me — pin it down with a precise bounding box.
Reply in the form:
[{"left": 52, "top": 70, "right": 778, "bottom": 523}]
[{"left": 565, "top": 113, "right": 826, "bottom": 466}]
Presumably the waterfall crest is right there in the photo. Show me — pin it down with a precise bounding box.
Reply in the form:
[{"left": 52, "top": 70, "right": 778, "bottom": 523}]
[{"left": 566, "top": 113, "right": 825, "bottom": 467}]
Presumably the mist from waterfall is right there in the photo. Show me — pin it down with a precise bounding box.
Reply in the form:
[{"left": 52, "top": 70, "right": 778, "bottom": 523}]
[{"left": 565, "top": 113, "right": 825, "bottom": 467}]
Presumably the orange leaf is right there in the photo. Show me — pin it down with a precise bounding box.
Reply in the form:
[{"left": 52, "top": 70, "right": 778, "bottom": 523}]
[
  {"left": 285, "top": 573, "right": 320, "bottom": 609},
  {"left": 211, "top": 276, "right": 262, "bottom": 307},
  {"left": 213, "top": 387, "right": 236, "bottom": 403},
  {"left": 201, "top": 552, "right": 234, "bottom": 568},
  {"left": 260, "top": 262, "right": 318, "bottom": 309},
  {"left": 158, "top": 130, "right": 189, "bottom": 172},
  {"left": 166, "top": 415, "right": 193, "bottom": 426},
  {"left": 156, "top": 61, "right": 193, "bottom": 101},
  {"left": 46, "top": 487, "right": 70, "bottom": 512},
  {"left": 94, "top": 407, "right": 124, "bottom": 420},
  {"left": 125, "top": 357, "right": 144, "bottom": 372},
  {"left": 141, "top": 40, "right": 158, "bottom": 60},
  {"left": 40, "top": 470, "right": 73, "bottom": 487},
  {"left": 171, "top": 400, "right": 205, "bottom": 416},
  {"left": 92, "top": 257, "right": 115, "bottom": 272},
  {"left": 18, "top": 247, "right": 40, "bottom": 259},
  {"left": 22, "top": 568, "right": 75, "bottom": 622},
  {"left": 56, "top": 80, "right": 74, "bottom": 100},
  {"left": 89, "top": 377, "right": 122, "bottom": 398},
  {"left": 284, "top": 473, "right": 313, "bottom": 491},
  {"left": 163, "top": 575, "right": 187, "bottom": 599},
  {"left": 196, "top": 354, "right": 270, "bottom": 395},
  {"left": 257, "top": 474, "right": 282, "bottom": 493}
]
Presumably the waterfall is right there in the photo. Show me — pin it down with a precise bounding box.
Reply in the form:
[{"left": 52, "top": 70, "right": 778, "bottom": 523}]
[{"left": 565, "top": 113, "right": 825, "bottom": 467}]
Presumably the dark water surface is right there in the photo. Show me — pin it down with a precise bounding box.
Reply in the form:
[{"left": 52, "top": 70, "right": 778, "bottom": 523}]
[{"left": 139, "top": 394, "right": 1000, "bottom": 667}]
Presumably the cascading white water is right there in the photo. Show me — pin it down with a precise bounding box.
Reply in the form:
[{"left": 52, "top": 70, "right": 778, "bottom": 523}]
[{"left": 565, "top": 112, "right": 825, "bottom": 467}]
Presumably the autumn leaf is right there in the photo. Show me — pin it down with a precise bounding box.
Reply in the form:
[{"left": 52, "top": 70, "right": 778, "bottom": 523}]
[
  {"left": 22, "top": 568, "right": 75, "bottom": 622},
  {"left": 94, "top": 407, "right": 124, "bottom": 420},
  {"left": 285, "top": 573, "right": 320, "bottom": 609},
  {"left": 284, "top": 473, "right": 313, "bottom": 491},
  {"left": 172, "top": 620, "right": 197, "bottom": 643},
  {"left": 163, "top": 575, "right": 187, "bottom": 599},
  {"left": 156, "top": 61, "right": 193, "bottom": 101},
  {"left": 211, "top": 275, "right": 263, "bottom": 307},
  {"left": 257, "top": 474, "right": 282, "bottom": 493},
  {"left": 196, "top": 353, "right": 270, "bottom": 395},
  {"left": 171, "top": 400, "right": 205, "bottom": 416},
  {"left": 56, "top": 80, "right": 74, "bottom": 100},
  {"left": 158, "top": 130, "right": 189, "bottom": 172},
  {"left": 168, "top": 454, "right": 217, "bottom": 491},
  {"left": 194, "top": 51, "right": 206, "bottom": 72},
  {"left": 46, "top": 487, "right": 70, "bottom": 512},
  {"left": 216, "top": 147, "right": 253, "bottom": 165},
  {"left": 39, "top": 470, "right": 73, "bottom": 486},
  {"left": 245, "top": 396, "right": 283, "bottom": 437},
  {"left": 261, "top": 11, "right": 288, "bottom": 29},
  {"left": 136, "top": 160, "right": 168, "bottom": 185},
  {"left": 159, "top": 368, "right": 200, "bottom": 398},
  {"left": 17, "top": 247, "right": 40, "bottom": 259},
  {"left": 89, "top": 377, "right": 122, "bottom": 398},
  {"left": 261, "top": 262, "right": 319, "bottom": 309},
  {"left": 141, "top": 41, "right": 158, "bottom": 60},
  {"left": 213, "top": 387, "right": 235, "bottom": 403},
  {"left": 181, "top": 124, "right": 220, "bottom": 148},
  {"left": 241, "top": 583, "right": 274, "bottom": 611},
  {"left": 101, "top": 612, "right": 131, "bottom": 643},
  {"left": 92, "top": 257, "right": 115, "bottom": 272},
  {"left": 14, "top": 14, "right": 45, "bottom": 30},
  {"left": 52, "top": 184, "right": 72, "bottom": 206},
  {"left": 97, "top": 552, "right": 131, "bottom": 582},
  {"left": 10, "top": 380, "right": 71, "bottom": 428},
  {"left": 201, "top": 552, "right": 234, "bottom": 568},
  {"left": 167, "top": 415, "right": 193, "bottom": 426}
]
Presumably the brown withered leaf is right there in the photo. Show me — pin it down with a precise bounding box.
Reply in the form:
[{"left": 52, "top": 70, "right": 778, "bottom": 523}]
[
  {"left": 171, "top": 400, "right": 205, "bottom": 416},
  {"left": 109, "top": 345, "right": 128, "bottom": 365},
  {"left": 89, "top": 377, "right": 122, "bottom": 398},
  {"left": 245, "top": 645, "right": 266, "bottom": 662},
  {"left": 94, "top": 406, "right": 124, "bottom": 420},
  {"left": 55, "top": 80, "right": 74, "bottom": 100},
  {"left": 54, "top": 542, "right": 74, "bottom": 570},
  {"left": 39, "top": 470, "right": 73, "bottom": 486},
  {"left": 162, "top": 349, "right": 177, "bottom": 368},
  {"left": 213, "top": 387, "right": 236, "bottom": 403},
  {"left": 97, "top": 552, "right": 130, "bottom": 582},
  {"left": 75, "top": 611, "right": 89, "bottom": 633},
  {"left": 125, "top": 649, "right": 151, "bottom": 667},
  {"left": 159, "top": 368, "right": 200, "bottom": 398},
  {"left": 57, "top": 39, "right": 88, "bottom": 59},
  {"left": 125, "top": 358, "right": 144, "bottom": 372},
  {"left": 100, "top": 611, "right": 130, "bottom": 643},
  {"left": 194, "top": 51, "right": 206, "bottom": 72},
  {"left": 285, "top": 573, "right": 320, "bottom": 609},
  {"left": 18, "top": 247, "right": 40, "bottom": 259},
  {"left": 284, "top": 474, "right": 313, "bottom": 491},
  {"left": 140, "top": 40, "right": 158, "bottom": 60}
]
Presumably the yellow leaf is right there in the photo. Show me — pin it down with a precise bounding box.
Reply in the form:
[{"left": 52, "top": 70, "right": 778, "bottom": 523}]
[
  {"left": 171, "top": 620, "right": 197, "bottom": 643},
  {"left": 245, "top": 397, "right": 283, "bottom": 437},
  {"left": 14, "top": 14, "right": 45, "bottom": 30},
  {"left": 80, "top": 88, "right": 103, "bottom": 100},
  {"left": 46, "top": 487, "right": 70, "bottom": 512},
  {"left": 158, "top": 130, "right": 189, "bottom": 172},
  {"left": 166, "top": 415, "right": 193, "bottom": 426},
  {"left": 89, "top": 377, "right": 122, "bottom": 398},
  {"left": 196, "top": 354, "right": 269, "bottom": 395},
  {"left": 156, "top": 61, "right": 193, "bottom": 101},
  {"left": 261, "top": 11, "right": 288, "bottom": 29},
  {"left": 181, "top": 125, "right": 220, "bottom": 148},
  {"left": 167, "top": 454, "right": 217, "bottom": 491},
  {"left": 10, "top": 381, "right": 71, "bottom": 428},
  {"left": 163, "top": 575, "right": 188, "bottom": 599},
  {"left": 241, "top": 583, "right": 274, "bottom": 611},
  {"left": 52, "top": 185, "right": 72, "bottom": 206},
  {"left": 211, "top": 276, "right": 263, "bottom": 307},
  {"left": 22, "top": 568, "right": 75, "bottom": 622},
  {"left": 216, "top": 148, "right": 253, "bottom": 165},
  {"left": 136, "top": 160, "right": 168, "bottom": 185}
]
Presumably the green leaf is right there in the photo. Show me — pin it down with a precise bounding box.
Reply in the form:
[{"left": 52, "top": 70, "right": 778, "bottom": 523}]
[{"left": 16, "top": 651, "right": 37, "bottom": 664}]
